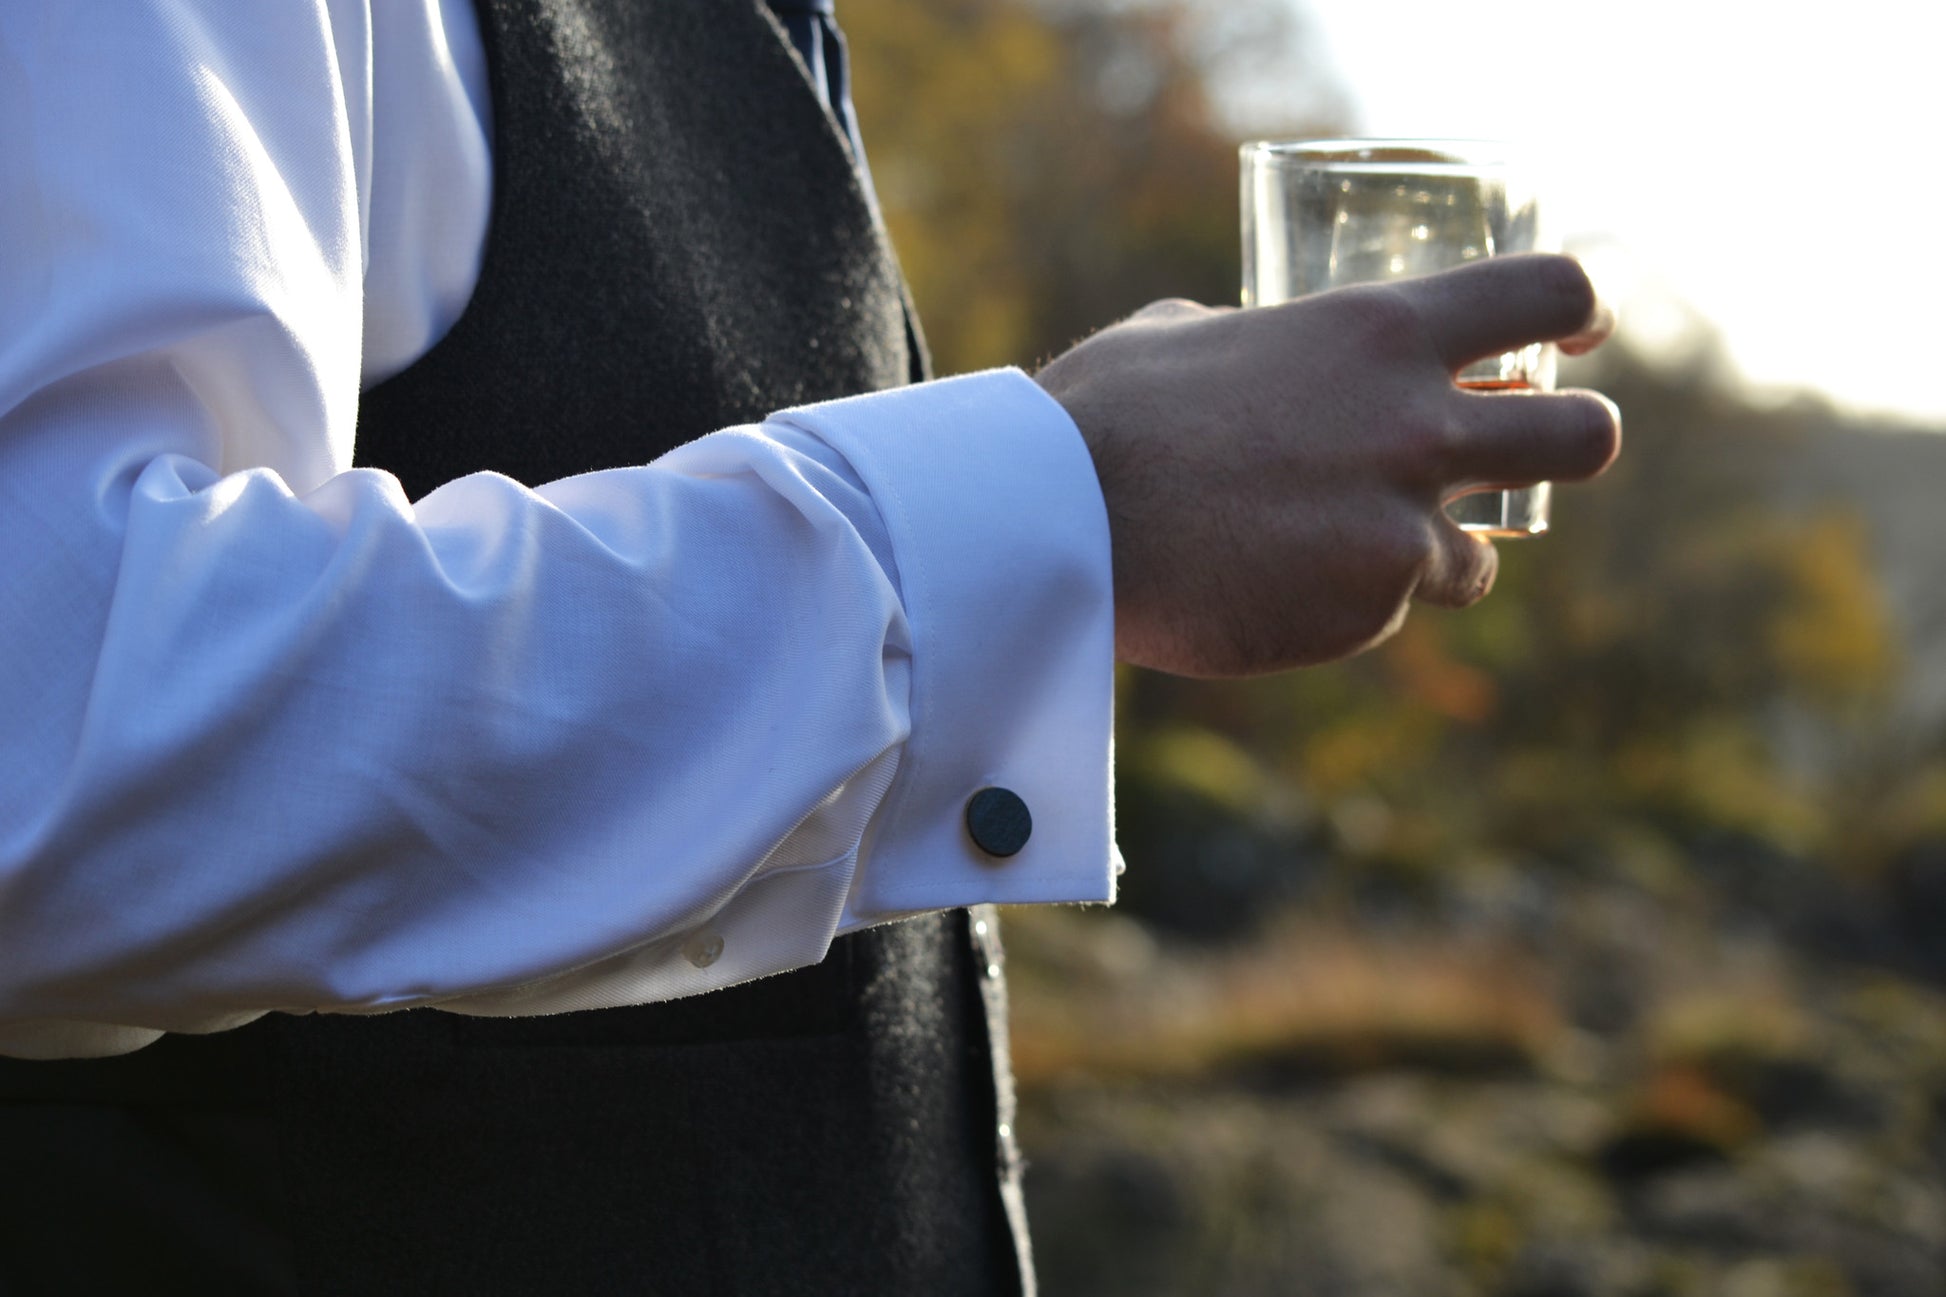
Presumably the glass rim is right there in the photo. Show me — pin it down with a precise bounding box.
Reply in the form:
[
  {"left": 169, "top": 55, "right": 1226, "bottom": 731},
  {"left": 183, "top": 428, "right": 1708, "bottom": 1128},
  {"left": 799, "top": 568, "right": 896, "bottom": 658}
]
[{"left": 1240, "top": 137, "right": 1522, "bottom": 174}]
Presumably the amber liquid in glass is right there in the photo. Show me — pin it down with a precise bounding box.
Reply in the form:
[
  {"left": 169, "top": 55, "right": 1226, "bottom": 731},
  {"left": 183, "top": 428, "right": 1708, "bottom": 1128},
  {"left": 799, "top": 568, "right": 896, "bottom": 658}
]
[{"left": 1448, "top": 377, "right": 1549, "bottom": 537}]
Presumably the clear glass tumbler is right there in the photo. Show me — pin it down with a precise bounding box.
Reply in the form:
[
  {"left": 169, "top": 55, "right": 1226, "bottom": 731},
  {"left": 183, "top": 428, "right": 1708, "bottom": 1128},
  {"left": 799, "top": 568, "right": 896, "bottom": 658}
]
[{"left": 1240, "top": 139, "right": 1553, "bottom": 536}]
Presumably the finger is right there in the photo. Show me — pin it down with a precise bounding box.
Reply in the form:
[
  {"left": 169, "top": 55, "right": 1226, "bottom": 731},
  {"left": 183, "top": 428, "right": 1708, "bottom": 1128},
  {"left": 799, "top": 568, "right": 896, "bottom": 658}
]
[
  {"left": 1400, "top": 254, "right": 1604, "bottom": 370},
  {"left": 1414, "top": 520, "right": 1499, "bottom": 609},
  {"left": 1442, "top": 387, "right": 1622, "bottom": 490},
  {"left": 1557, "top": 300, "right": 1617, "bottom": 356}
]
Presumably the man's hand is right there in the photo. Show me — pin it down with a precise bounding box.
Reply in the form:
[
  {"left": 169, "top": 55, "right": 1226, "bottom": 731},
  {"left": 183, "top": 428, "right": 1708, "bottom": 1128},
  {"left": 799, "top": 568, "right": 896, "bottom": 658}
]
[{"left": 1034, "top": 253, "right": 1620, "bottom": 677}]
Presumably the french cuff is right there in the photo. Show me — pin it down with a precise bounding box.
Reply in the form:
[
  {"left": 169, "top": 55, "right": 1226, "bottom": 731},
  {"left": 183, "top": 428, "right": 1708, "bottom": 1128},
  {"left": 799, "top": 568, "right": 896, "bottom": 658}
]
[{"left": 770, "top": 368, "right": 1117, "bottom": 916}]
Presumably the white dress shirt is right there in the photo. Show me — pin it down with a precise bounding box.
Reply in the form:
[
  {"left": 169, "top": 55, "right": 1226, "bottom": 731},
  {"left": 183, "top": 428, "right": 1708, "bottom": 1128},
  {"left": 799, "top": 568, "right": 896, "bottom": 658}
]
[{"left": 0, "top": 0, "right": 1116, "bottom": 1059}]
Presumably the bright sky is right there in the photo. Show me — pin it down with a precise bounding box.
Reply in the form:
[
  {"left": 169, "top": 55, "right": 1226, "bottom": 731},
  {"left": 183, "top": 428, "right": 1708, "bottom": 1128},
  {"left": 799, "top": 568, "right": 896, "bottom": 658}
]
[{"left": 1293, "top": 0, "right": 1946, "bottom": 425}]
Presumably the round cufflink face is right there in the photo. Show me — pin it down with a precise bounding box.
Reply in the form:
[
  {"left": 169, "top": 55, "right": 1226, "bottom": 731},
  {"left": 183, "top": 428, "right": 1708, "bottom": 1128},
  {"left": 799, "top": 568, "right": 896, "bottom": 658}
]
[{"left": 965, "top": 787, "right": 1031, "bottom": 858}]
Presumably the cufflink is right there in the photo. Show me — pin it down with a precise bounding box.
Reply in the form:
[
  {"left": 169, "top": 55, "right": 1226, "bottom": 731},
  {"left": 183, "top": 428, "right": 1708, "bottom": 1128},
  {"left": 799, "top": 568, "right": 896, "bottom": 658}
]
[{"left": 965, "top": 787, "right": 1031, "bottom": 858}]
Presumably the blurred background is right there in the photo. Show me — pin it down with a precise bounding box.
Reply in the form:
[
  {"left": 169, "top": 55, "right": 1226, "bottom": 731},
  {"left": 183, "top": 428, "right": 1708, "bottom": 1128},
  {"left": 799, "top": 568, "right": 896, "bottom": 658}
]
[{"left": 845, "top": 1, "right": 1946, "bottom": 1293}]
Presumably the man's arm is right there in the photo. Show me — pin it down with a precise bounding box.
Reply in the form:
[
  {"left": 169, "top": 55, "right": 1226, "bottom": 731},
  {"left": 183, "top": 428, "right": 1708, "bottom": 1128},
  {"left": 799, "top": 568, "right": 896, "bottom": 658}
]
[{"left": 0, "top": 1, "right": 1116, "bottom": 1056}]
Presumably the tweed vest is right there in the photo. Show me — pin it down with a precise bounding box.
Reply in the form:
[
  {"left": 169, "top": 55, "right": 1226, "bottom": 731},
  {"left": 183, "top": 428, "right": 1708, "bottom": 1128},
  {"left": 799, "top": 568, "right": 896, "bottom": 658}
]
[{"left": 0, "top": 3, "right": 1031, "bottom": 1293}]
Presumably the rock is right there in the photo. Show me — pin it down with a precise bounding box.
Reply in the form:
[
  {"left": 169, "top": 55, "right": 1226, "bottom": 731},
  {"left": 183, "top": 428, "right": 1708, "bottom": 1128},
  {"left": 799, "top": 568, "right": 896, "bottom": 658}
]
[
  {"left": 1502, "top": 1237, "right": 1654, "bottom": 1297},
  {"left": 1629, "top": 1165, "right": 1769, "bottom": 1250},
  {"left": 1889, "top": 839, "right": 1946, "bottom": 983},
  {"left": 1021, "top": 1087, "right": 1466, "bottom": 1297}
]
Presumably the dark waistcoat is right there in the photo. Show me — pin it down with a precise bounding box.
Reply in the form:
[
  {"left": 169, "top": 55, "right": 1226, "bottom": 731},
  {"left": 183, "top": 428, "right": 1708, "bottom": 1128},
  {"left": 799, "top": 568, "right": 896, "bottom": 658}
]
[{"left": 0, "top": 2, "right": 1032, "bottom": 1293}]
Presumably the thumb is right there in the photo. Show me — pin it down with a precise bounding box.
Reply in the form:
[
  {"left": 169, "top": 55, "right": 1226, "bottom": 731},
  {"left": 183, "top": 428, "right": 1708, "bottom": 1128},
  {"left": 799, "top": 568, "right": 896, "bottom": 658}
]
[{"left": 1414, "top": 522, "right": 1499, "bottom": 608}]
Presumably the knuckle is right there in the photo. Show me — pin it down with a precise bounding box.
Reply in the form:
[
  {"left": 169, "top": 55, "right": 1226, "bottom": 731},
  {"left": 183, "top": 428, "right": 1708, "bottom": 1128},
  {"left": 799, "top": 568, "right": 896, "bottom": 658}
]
[
  {"left": 1335, "top": 285, "right": 1426, "bottom": 358},
  {"left": 1132, "top": 297, "right": 1207, "bottom": 323},
  {"left": 1381, "top": 396, "right": 1464, "bottom": 482},
  {"left": 1410, "top": 402, "right": 1468, "bottom": 471}
]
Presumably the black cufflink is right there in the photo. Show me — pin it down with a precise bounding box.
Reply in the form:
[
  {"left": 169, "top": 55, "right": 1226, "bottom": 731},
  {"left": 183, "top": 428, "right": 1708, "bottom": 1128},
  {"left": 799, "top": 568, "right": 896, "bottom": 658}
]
[{"left": 965, "top": 787, "right": 1031, "bottom": 858}]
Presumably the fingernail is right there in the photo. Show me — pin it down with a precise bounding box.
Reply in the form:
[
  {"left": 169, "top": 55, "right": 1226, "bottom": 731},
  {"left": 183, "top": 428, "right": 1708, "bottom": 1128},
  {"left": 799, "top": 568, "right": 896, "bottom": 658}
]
[{"left": 1560, "top": 302, "right": 1616, "bottom": 356}]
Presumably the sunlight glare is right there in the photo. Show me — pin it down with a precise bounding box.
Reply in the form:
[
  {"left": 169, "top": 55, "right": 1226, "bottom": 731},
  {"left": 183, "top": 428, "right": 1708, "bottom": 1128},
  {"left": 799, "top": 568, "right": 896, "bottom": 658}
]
[{"left": 1297, "top": 0, "right": 1946, "bottom": 424}]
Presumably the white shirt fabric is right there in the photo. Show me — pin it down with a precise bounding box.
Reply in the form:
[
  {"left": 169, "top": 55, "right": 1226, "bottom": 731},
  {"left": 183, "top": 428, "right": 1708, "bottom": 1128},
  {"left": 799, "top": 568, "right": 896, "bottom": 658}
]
[{"left": 0, "top": 0, "right": 1116, "bottom": 1060}]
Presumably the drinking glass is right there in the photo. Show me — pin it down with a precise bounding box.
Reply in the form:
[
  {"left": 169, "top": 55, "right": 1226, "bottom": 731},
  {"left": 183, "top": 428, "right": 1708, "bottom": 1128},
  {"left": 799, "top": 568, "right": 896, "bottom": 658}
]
[{"left": 1240, "top": 139, "right": 1553, "bottom": 536}]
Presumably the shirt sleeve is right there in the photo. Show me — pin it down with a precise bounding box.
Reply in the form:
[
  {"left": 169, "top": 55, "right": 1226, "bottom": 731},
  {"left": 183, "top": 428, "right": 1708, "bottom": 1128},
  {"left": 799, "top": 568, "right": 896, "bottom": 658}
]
[{"left": 0, "top": 0, "right": 1115, "bottom": 1059}]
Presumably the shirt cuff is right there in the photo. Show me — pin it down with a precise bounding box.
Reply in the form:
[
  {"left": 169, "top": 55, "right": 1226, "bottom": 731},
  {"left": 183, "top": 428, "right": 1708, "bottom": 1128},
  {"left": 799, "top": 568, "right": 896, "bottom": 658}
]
[{"left": 770, "top": 368, "right": 1118, "bottom": 916}]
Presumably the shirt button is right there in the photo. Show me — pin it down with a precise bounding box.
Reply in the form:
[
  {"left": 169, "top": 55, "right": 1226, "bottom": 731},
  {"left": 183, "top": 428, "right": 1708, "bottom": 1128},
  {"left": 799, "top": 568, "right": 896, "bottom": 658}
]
[
  {"left": 684, "top": 932, "right": 724, "bottom": 969},
  {"left": 965, "top": 787, "right": 1031, "bottom": 859}
]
